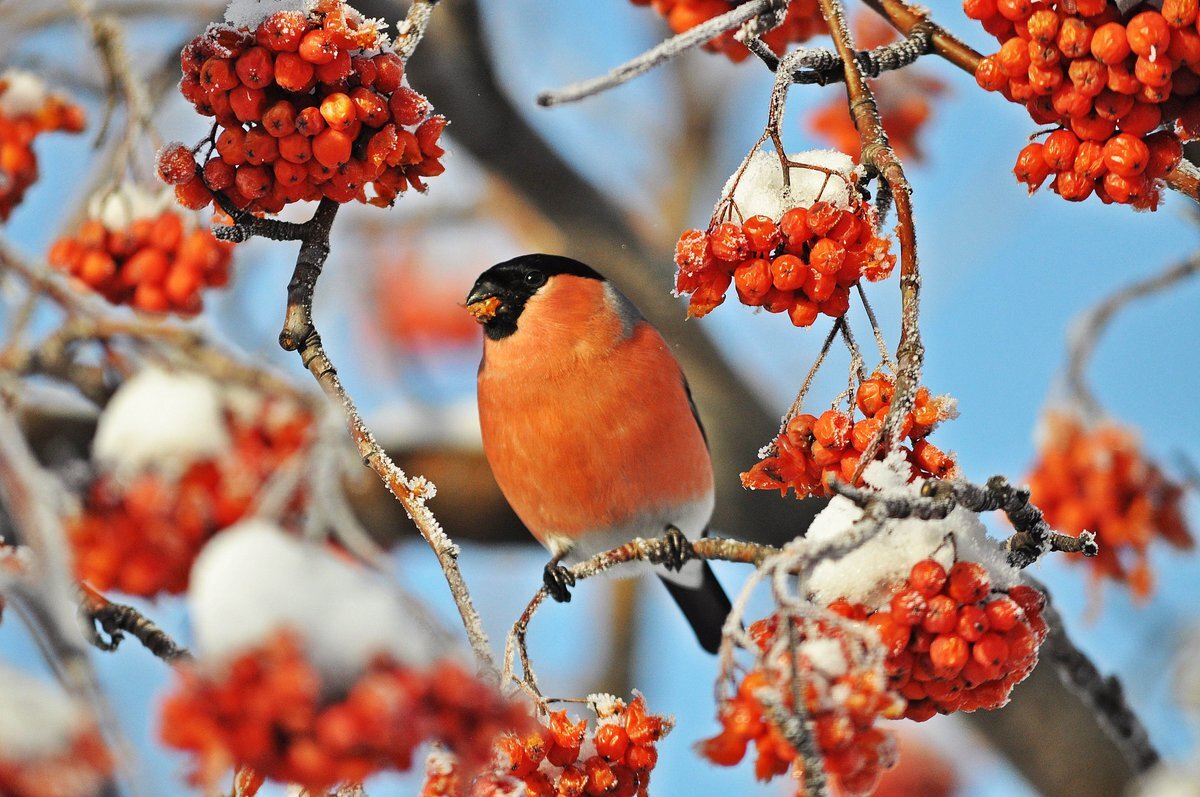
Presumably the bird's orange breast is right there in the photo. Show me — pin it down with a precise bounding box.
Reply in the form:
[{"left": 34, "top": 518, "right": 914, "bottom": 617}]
[{"left": 477, "top": 277, "right": 713, "bottom": 548}]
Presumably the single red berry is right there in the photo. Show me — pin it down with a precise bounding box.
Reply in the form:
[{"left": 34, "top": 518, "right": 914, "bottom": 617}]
[
  {"left": 1103, "top": 133, "right": 1151, "bottom": 177},
  {"left": 890, "top": 589, "right": 928, "bottom": 626},
  {"left": 922, "top": 594, "right": 958, "bottom": 634},
  {"left": 156, "top": 142, "right": 196, "bottom": 185},
  {"left": 909, "top": 559, "right": 947, "bottom": 597},
  {"left": 948, "top": 561, "right": 990, "bottom": 604},
  {"left": 929, "top": 634, "right": 969, "bottom": 676}
]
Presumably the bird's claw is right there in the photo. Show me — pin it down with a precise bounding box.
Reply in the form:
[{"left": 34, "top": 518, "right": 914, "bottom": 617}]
[
  {"left": 543, "top": 562, "right": 575, "bottom": 603},
  {"left": 662, "top": 526, "right": 690, "bottom": 572}
]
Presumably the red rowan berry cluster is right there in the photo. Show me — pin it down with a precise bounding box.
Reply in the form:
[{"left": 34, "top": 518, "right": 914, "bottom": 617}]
[
  {"left": 422, "top": 694, "right": 671, "bottom": 797},
  {"left": 1026, "top": 411, "right": 1193, "bottom": 598},
  {"left": 967, "top": 0, "right": 1198, "bottom": 206},
  {"left": 161, "top": 631, "right": 526, "bottom": 794},
  {"left": 700, "top": 615, "right": 903, "bottom": 796},
  {"left": 0, "top": 70, "right": 85, "bottom": 220},
  {"left": 834, "top": 559, "right": 1048, "bottom": 722},
  {"left": 0, "top": 668, "right": 112, "bottom": 797},
  {"left": 742, "top": 372, "right": 957, "bottom": 498},
  {"left": 166, "top": 0, "right": 446, "bottom": 214},
  {"left": 629, "top": 0, "right": 825, "bottom": 62},
  {"left": 674, "top": 199, "right": 896, "bottom": 324},
  {"left": 69, "top": 393, "right": 312, "bottom": 597},
  {"left": 48, "top": 186, "right": 233, "bottom": 315}
]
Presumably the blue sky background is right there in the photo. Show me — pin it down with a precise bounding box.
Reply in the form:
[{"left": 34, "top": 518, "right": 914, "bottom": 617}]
[{"left": 1, "top": 2, "right": 1198, "bottom": 795}]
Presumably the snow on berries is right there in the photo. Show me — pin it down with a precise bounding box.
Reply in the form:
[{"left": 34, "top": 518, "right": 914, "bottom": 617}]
[
  {"left": 0, "top": 70, "right": 85, "bottom": 221},
  {"left": 967, "top": 0, "right": 1197, "bottom": 207},
  {"left": 0, "top": 666, "right": 112, "bottom": 797},
  {"left": 700, "top": 614, "right": 903, "bottom": 796},
  {"left": 169, "top": 0, "right": 447, "bottom": 214},
  {"left": 69, "top": 369, "right": 312, "bottom": 596},
  {"left": 1026, "top": 410, "right": 1193, "bottom": 599},
  {"left": 420, "top": 693, "right": 671, "bottom": 797},
  {"left": 743, "top": 371, "right": 957, "bottom": 499},
  {"left": 628, "top": 0, "right": 826, "bottom": 62},
  {"left": 47, "top": 183, "right": 234, "bottom": 315},
  {"left": 674, "top": 150, "right": 895, "bottom": 323},
  {"left": 162, "top": 522, "right": 527, "bottom": 793}
]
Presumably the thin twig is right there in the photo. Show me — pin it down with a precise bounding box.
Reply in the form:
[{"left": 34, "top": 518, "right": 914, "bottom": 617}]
[
  {"left": 394, "top": 0, "right": 442, "bottom": 62},
  {"left": 1065, "top": 251, "right": 1200, "bottom": 417},
  {"left": 78, "top": 583, "right": 192, "bottom": 663},
  {"left": 746, "top": 24, "right": 933, "bottom": 85},
  {"left": 537, "top": 0, "right": 779, "bottom": 106}
]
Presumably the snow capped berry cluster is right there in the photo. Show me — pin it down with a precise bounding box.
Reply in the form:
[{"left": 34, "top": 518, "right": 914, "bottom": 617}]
[
  {"left": 968, "top": 0, "right": 1196, "bottom": 206},
  {"left": 1026, "top": 411, "right": 1193, "bottom": 599},
  {"left": 68, "top": 370, "right": 311, "bottom": 596},
  {"left": 832, "top": 560, "right": 1049, "bottom": 722},
  {"left": 629, "top": 0, "right": 826, "bottom": 62},
  {"left": 0, "top": 667, "right": 111, "bottom": 797},
  {"left": 163, "top": 523, "right": 526, "bottom": 793},
  {"left": 700, "top": 615, "right": 903, "bottom": 796},
  {"left": 47, "top": 184, "right": 233, "bottom": 314},
  {"left": 675, "top": 151, "right": 895, "bottom": 324},
  {"left": 420, "top": 694, "right": 671, "bottom": 797},
  {"left": 166, "top": 0, "right": 446, "bottom": 214},
  {"left": 0, "top": 70, "right": 85, "bottom": 220},
  {"left": 743, "top": 372, "right": 957, "bottom": 498}
]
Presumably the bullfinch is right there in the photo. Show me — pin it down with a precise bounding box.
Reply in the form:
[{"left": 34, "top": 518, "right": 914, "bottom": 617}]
[{"left": 466, "top": 253, "right": 732, "bottom": 654}]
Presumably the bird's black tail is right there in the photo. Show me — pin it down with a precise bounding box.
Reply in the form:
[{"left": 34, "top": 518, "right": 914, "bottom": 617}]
[{"left": 659, "top": 561, "right": 732, "bottom": 654}]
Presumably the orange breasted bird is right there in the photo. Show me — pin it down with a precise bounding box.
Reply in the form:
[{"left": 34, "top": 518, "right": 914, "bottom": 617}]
[{"left": 466, "top": 254, "right": 732, "bottom": 653}]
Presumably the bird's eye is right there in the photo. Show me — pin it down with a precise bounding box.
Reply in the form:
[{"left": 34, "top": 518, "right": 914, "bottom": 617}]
[{"left": 524, "top": 270, "right": 546, "bottom": 287}]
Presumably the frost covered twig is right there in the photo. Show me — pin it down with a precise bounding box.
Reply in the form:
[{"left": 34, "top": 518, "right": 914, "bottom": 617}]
[
  {"left": 504, "top": 534, "right": 777, "bottom": 698},
  {"left": 246, "top": 199, "right": 499, "bottom": 679},
  {"left": 828, "top": 476, "right": 1099, "bottom": 568},
  {"left": 1039, "top": 591, "right": 1160, "bottom": 773},
  {"left": 395, "top": 0, "right": 442, "bottom": 62},
  {"left": 78, "top": 583, "right": 191, "bottom": 663},
  {"left": 537, "top": 0, "right": 782, "bottom": 107},
  {"left": 748, "top": 23, "right": 933, "bottom": 85},
  {"left": 1065, "top": 251, "right": 1200, "bottom": 417}
]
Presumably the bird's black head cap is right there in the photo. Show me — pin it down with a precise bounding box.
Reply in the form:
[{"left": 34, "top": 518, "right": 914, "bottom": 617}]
[{"left": 465, "top": 254, "right": 603, "bottom": 340}]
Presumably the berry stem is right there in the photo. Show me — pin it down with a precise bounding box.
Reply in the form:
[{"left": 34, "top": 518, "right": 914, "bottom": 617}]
[
  {"left": 78, "top": 582, "right": 192, "bottom": 663},
  {"left": 816, "top": 0, "right": 924, "bottom": 473}
]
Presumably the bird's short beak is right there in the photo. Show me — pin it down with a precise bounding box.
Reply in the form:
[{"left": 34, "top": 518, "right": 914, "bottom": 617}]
[{"left": 464, "top": 282, "right": 503, "bottom": 323}]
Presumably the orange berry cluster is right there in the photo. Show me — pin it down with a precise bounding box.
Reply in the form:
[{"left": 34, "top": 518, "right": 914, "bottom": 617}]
[
  {"left": 161, "top": 631, "right": 527, "bottom": 794},
  {"left": 422, "top": 694, "right": 670, "bottom": 797},
  {"left": 700, "top": 615, "right": 902, "bottom": 796},
  {"left": 167, "top": 0, "right": 446, "bottom": 214},
  {"left": 629, "top": 0, "right": 825, "bottom": 62},
  {"left": 967, "top": 0, "right": 1197, "bottom": 206},
  {"left": 0, "top": 727, "right": 111, "bottom": 797},
  {"left": 674, "top": 201, "right": 896, "bottom": 323},
  {"left": 0, "top": 72, "right": 85, "bottom": 220},
  {"left": 69, "top": 397, "right": 311, "bottom": 597},
  {"left": 48, "top": 207, "right": 233, "bottom": 315},
  {"left": 833, "top": 559, "right": 1048, "bottom": 722},
  {"left": 1026, "top": 411, "right": 1193, "bottom": 598},
  {"left": 742, "top": 372, "right": 957, "bottom": 498}
]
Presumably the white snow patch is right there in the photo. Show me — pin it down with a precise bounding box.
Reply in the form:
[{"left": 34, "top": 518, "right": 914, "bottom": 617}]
[
  {"left": 587, "top": 693, "right": 627, "bottom": 725},
  {"left": 800, "top": 637, "right": 848, "bottom": 678},
  {"left": 721, "top": 149, "right": 857, "bottom": 222},
  {"left": 423, "top": 747, "right": 457, "bottom": 777},
  {"left": 0, "top": 70, "right": 49, "bottom": 117},
  {"left": 189, "top": 521, "right": 438, "bottom": 684},
  {"left": 806, "top": 452, "right": 1019, "bottom": 610},
  {"left": 0, "top": 666, "right": 88, "bottom": 760},
  {"left": 93, "top": 368, "right": 231, "bottom": 479},
  {"left": 224, "top": 0, "right": 316, "bottom": 28},
  {"left": 86, "top": 182, "right": 173, "bottom": 230}
]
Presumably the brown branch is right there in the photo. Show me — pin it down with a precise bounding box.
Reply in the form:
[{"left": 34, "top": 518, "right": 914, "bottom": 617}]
[
  {"left": 78, "top": 583, "right": 191, "bottom": 663},
  {"left": 394, "top": 0, "right": 443, "bottom": 62},
  {"left": 1066, "top": 251, "right": 1200, "bottom": 416},
  {"left": 817, "top": 0, "right": 923, "bottom": 483},
  {"left": 211, "top": 198, "right": 500, "bottom": 678}
]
